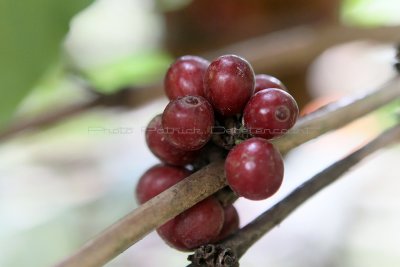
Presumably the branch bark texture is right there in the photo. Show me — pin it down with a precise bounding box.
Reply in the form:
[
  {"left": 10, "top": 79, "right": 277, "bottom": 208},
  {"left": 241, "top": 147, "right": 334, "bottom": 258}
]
[
  {"left": 187, "top": 124, "right": 400, "bottom": 267},
  {"left": 54, "top": 77, "right": 400, "bottom": 267}
]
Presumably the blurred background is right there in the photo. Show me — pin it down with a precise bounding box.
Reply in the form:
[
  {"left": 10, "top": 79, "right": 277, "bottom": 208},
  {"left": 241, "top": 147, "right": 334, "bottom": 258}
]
[{"left": 0, "top": 0, "right": 400, "bottom": 266}]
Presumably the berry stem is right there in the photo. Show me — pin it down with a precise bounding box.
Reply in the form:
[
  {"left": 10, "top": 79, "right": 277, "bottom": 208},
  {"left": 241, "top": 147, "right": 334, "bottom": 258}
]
[
  {"left": 187, "top": 123, "right": 400, "bottom": 267},
  {"left": 214, "top": 187, "right": 238, "bottom": 207},
  {"left": 53, "top": 77, "right": 400, "bottom": 267}
]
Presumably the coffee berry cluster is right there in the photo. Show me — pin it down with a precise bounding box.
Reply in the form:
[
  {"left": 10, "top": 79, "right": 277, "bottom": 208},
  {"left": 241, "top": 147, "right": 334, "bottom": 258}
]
[{"left": 135, "top": 55, "right": 299, "bottom": 251}]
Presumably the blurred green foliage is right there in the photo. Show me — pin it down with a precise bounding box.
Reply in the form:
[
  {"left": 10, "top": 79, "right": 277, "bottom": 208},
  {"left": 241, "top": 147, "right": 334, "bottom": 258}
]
[
  {"left": 0, "top": 187, "right": 136, "bottom": 267},
  {"left": 86, "top": 51, "right": 171, "bottom": 94},
  {"left": 0, "top": 0, "right": 94, "bottom": 129},
  {"left": 1, "top": 0, "right": 398, "bottom": 131},
  {"left": 342, "top": 0, "right": 400, "bottom": 26},
  {"left": 155, "top": 0, "right": 193, "bottom": 11},
  {"left": 0, "top": 1, "right": 399, "bottom": 267},
  {"left": 377, "top": 99, "right": 400, "bottom": 128}
]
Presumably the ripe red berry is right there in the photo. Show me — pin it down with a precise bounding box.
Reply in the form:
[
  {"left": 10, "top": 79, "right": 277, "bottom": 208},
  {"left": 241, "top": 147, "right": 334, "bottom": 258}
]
[
  {"left": 225, "top": 138, "right": 284, "bottom": 200},
  {"left": 135, "top": 164, "right": 190, "bottom": 204},
  {"left": 243, "top": 88, "right": 298, "bottom": 139},
  {"left": 157, "top": 197, "right": 224, "bottom": 250},
  {"left": 162, "top": 95, "right": 214, "bottom": 151},
  {"left": 213, "top": 204, "right": 239, "bottom": 242},
  {"left": 254, "top": 74, "right": 287, "bottom": 93},
  {"left": 164, "top": 55, "right": 210, "bottom": 100},
  {"left": 204, "top": 55, "right": 255, "bottom": 116},
  {"left": 157, "top": 219, "right": 189, "bottom": 251},
  {"left": 146, "top": 114, "right": 199, "bottom": 166}
]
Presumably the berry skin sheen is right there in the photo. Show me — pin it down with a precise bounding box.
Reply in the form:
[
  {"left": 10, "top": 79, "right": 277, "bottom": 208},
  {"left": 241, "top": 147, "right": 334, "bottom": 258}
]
[
  {"left": 213, "top": 204, "right": 239, "bottom": 242},
  {"left": 204, "top": 55, "right": 255, "bottom": 116},
  {"left": 158, "top": 197, "right": 224, "bottom": 250},
  {"left": 164, "top": 55, "right": 210, "bottom": 100},
  {"left": 157, "top": 219, "right": 189, "bottom": 251},
  {"left": 162, "top": 95, "right": 214, "bottom": 151},
  {"left": 225, "top": 138, "right": 284, "bottom": 200},
  {"left": 243, "top": 88, "right": 298, "bottom": 139},
  {"left": 135, "top": 164, "right": 190, "bottom": 204},
  {"left": 254, "top": 74, "right": 287, "bottom": 93},
  {"left": 146, "top": 114, "right": 199, "bottom": 166}
]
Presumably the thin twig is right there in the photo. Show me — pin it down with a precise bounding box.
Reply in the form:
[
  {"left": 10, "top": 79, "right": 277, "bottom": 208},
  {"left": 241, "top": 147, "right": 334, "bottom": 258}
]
[
  {"left": 2, "top": 24, "right": 400, "bottom": 140},
  {"left": 0, "top": 98, "right": 100, "bottom": 140},
  {"left": 206, "top": 24, "right": 400, "bottom": 74},
  {"left": 0, "top": 84, "right": 163, "bottom": 141},
  {"left": 273, "top": 76, "right": 400, "bottom": 153},
  {"left": 214, "top": 187, "right": 238, "bottom": 208},
  {"left": 55, "top": 161, "right": 226, "bottom": 267},
  {"left": 187, "top": 124, "right": 400, "bottom": 267},
  {"left": 53, "top": 77, "right": 400, "bottom": 267}
]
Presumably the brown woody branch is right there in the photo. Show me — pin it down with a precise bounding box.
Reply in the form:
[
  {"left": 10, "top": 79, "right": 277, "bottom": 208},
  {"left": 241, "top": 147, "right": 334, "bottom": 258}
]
[
  {"left": 53, "top": 77, "right": 400, "bottom": 267},
  {"left": 205, "top": 24, "right": 400, "bottom": 74},
  {"left": 188, "top": 123, "right": 400, "bottom": 267},
  {"left": 0, "top": 97, "right": 100, "bottom": 140},
  {"left": 55, "top": 161, "right": 226, "bottom": 267},
  {"left": 0, "top": 84, "right": 163, "bottom": 140},
  {"left": 2, "top": 24, "right": 400, "bottom": 141},
  {"left": 273, "top": 76, "right": 400, "bottom": 153}
]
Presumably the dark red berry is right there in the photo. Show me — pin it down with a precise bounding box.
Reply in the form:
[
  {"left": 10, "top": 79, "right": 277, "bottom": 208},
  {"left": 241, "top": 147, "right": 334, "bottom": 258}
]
[
  {"left": 175, "top": 197, "right": 224, "bottom": 249},
  {"left": 146, "top": 114, "right": 199, "bottom": 166},
  {"left": 204, "top": 55, "right": 255, "bottom": 116},
  {"left": 157, "top": 219, "right": 189, "bottom": 251},
  {"left": 213, "top": 204, "right": 239, "bottom": 242},
  {"left": 157, "top": 197, "right": 224, "bottom": 250},
  {"left": 254, "top": 74, "right": 287, "bottom": 93},
  {"left": 162, "top": 95, "right": 214, "bottom": 151},
  {"left": 165, "top": 55, "right": 210, "bottom": 100},
  {"left": 135, "top": 164, "right": 190, "bottom": 204},
  {"left": 225, "top": 138, "right": 284, "bottom": 200},
  {"left": 243, "top": 88, "right": 298, "bottom": 139}
]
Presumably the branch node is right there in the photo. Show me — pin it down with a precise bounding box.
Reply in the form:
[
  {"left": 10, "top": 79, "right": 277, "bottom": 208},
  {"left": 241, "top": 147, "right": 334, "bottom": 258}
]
[{"left": 188, "top": 245, "right": 239, "bottom": 267}]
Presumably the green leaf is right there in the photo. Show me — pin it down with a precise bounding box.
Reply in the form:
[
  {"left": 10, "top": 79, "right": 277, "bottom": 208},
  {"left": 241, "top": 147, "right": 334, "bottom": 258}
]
[
  {"left": 0, "top": 0, "right": 93, "bottom": 129},
  {"left": 376, "top": 99, "right": 400, "bottom": 128},
  {"left": 341, "top": 0, "right": 400, "bottom": 26},
  {"left": 155, "top": 0, "right": 193, "bottom": 11},
  {"left": 85, "top": 51, "right": 172, "bottom": 94}
]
